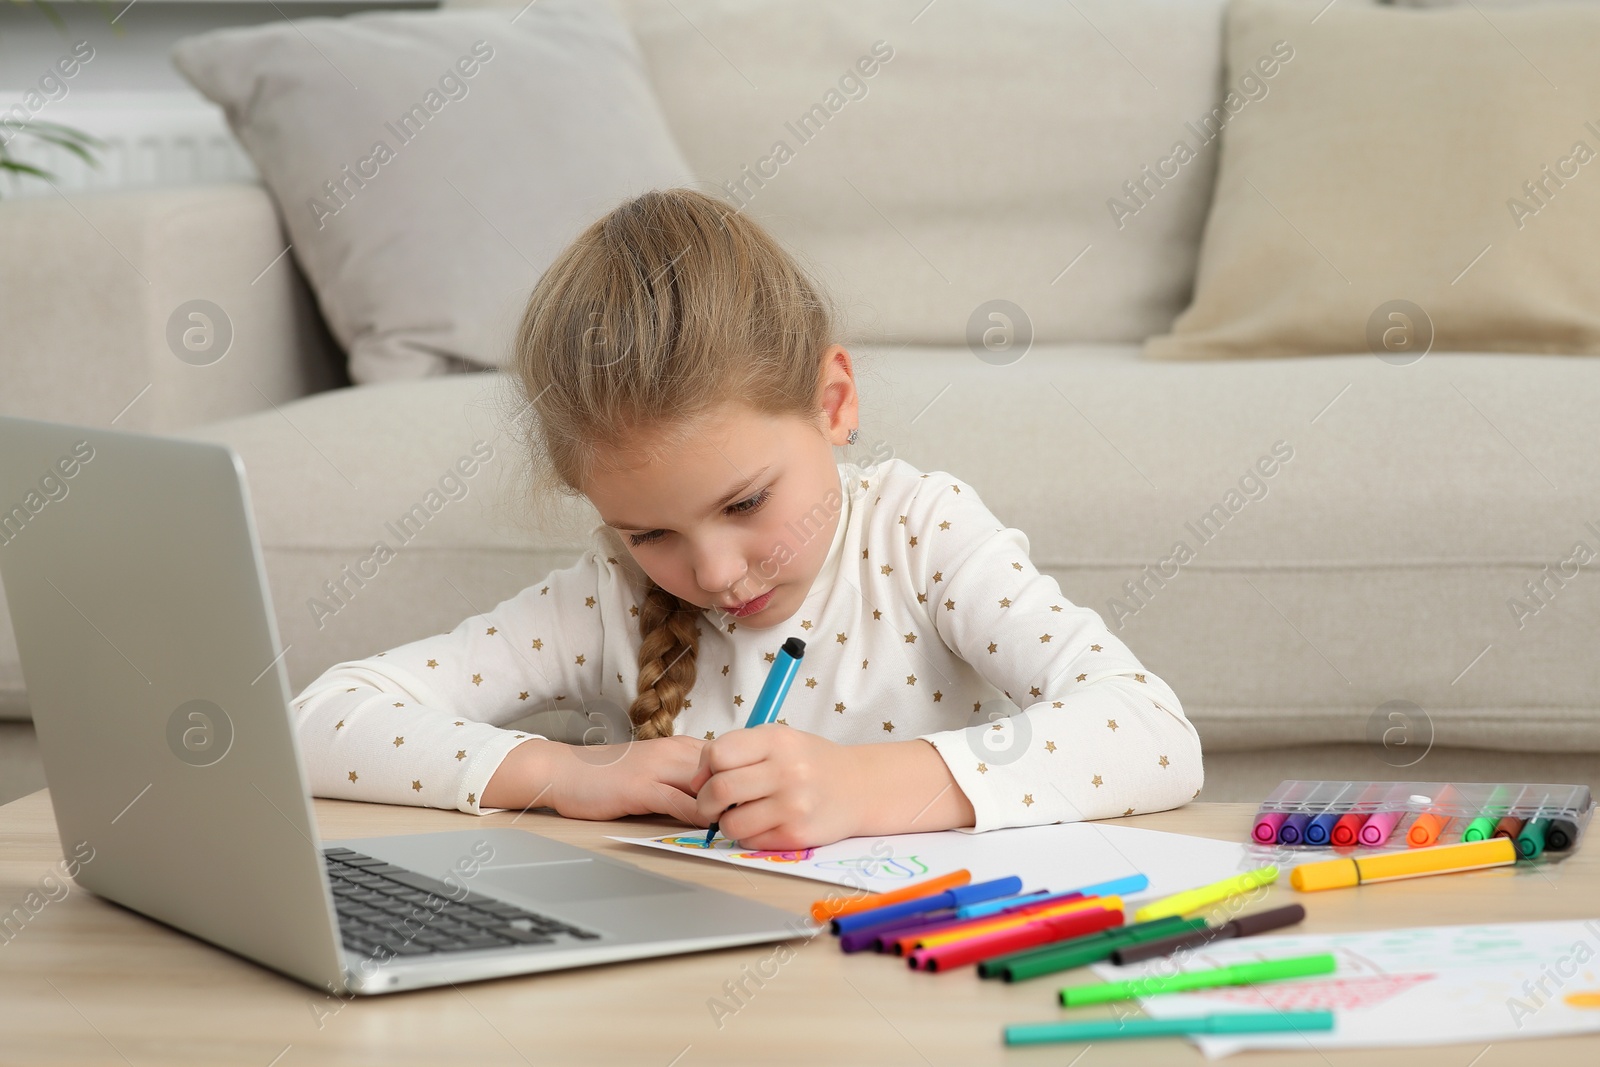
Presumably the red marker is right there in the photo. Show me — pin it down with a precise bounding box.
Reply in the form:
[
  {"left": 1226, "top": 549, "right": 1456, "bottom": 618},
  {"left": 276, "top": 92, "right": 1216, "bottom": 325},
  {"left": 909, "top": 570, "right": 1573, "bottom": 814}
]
[
  {"left": 1330, "top": 812, "right": 1367, "bottom": 846},
  {"left": 909, "top": 905, "right": 1123, "bottom": 972}
]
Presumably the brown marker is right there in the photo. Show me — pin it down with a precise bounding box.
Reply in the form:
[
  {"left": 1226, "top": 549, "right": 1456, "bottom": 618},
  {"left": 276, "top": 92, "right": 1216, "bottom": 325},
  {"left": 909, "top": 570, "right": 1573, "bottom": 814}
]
[
  {"left": 1110, "top": 904, "right": 1307, "bottom": 966},
  {"left": 1491, "top": 816, "right": 1525, "bottom": 841}
]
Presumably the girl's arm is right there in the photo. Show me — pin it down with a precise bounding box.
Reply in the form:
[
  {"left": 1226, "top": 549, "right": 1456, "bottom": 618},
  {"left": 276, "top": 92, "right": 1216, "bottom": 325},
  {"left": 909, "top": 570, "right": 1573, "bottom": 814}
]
[
  {"left": 904, "top": 472, "right": 1204, "bottom": 832},
  {"left": 290, "top": 540, "right": 635, "bottom": 815}
]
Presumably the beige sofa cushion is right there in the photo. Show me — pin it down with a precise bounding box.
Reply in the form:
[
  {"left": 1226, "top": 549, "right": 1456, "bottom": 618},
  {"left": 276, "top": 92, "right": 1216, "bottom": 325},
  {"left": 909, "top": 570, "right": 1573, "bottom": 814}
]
[
  {"left": 612, "top": 0, "right": 1231, "bottom": 347},
  {"left": 172, "top": 2, "right": 694, "bottom": 383},
  {"left": 1144, "top": 0, "right": 1600, "bottom": 361}
]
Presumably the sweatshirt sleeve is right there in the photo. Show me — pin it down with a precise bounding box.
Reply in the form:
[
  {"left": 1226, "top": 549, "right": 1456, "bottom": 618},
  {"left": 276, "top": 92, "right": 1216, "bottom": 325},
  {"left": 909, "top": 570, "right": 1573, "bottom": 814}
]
[
  {"left": 290, "top": 544, "right": 633, "bottom": 816},
  {"left": 904, "top": 473, "right": 1204, "bottom": 832}
]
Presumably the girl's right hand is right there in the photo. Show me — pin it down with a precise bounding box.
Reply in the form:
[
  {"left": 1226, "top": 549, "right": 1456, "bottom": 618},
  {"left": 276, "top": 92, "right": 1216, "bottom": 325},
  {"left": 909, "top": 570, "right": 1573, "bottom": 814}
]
[{"left": 489, "top": 735, "right": 707, "bottom": 824}]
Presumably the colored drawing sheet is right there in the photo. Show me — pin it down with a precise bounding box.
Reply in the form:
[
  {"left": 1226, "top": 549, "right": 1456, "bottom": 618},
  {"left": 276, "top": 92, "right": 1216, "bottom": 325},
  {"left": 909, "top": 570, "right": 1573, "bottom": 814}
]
[
  {"left": 610, "top": 822, "right": 1250, "bottom": 904},
  {"left": 1085, "top": 918, "right": 1600, "bottom": 1057}
]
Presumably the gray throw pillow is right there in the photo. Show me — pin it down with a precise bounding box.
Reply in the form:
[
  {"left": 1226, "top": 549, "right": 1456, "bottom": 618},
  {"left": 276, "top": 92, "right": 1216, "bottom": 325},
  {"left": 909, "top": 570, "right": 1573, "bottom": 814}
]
[{"left": 173, "top": 2, "right": 694, "bottom": 383}]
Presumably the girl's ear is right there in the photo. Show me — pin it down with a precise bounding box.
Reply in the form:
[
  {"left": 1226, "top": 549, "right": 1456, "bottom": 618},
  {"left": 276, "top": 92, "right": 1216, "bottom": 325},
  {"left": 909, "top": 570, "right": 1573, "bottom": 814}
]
[{"left": 818, "top": 344, "right": 860, "bottom": 445}]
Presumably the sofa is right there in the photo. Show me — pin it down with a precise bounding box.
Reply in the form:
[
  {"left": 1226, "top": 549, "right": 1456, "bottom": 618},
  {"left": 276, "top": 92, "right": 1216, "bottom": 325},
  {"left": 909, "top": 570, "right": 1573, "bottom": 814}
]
[{"left": 4, "top": 0, "right": 1599, "bottom": 803}]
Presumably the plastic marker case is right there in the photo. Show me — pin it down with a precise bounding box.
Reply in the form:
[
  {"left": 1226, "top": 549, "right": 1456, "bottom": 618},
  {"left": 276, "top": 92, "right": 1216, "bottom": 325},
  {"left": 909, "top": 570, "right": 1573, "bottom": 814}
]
[{"left": 1249, "top": 780, "right": 1593, "bottom": 858}]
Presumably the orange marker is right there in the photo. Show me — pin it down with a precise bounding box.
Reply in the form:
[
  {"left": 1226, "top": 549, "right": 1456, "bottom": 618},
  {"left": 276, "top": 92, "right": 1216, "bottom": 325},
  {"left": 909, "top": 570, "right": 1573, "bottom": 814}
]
[
  {"left": 1407, "top": 811, "right": 1448, "bottom": 847},
  {"left": 808, "top": 869, "right": 970, "bottom": 923}
]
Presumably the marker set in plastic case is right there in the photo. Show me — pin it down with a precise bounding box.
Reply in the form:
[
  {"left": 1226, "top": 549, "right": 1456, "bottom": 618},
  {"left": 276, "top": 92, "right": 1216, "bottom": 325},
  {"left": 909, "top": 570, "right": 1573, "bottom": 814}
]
[{"left": 1249, "top": 780, "right": 1593, "bottom": 859}]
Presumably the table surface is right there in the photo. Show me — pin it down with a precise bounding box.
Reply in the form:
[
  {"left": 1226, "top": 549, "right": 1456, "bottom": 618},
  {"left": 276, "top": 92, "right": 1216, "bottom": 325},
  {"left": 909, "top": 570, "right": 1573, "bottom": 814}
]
[{"left": 2, "top": 789, "right": 1596, "bottom": 1066}]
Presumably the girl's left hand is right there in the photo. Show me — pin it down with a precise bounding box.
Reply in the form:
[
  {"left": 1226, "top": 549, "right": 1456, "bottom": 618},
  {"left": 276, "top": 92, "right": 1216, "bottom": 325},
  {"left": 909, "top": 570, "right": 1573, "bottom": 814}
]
[{"left": 690, "top": 725, "right": 865, "bottom": 850}]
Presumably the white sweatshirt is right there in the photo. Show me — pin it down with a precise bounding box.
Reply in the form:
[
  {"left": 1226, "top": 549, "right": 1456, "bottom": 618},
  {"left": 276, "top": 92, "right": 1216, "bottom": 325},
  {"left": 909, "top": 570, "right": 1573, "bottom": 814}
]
[{"left": 290, "top": 457, "right": 1203, "bottom": 832}]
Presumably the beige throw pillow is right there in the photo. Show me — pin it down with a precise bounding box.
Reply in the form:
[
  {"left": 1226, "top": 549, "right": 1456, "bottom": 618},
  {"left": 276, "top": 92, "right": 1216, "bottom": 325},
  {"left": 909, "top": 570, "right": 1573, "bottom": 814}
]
[
  {"left": 1143, "top": 0, "right": 1600, "bottom": 361},
  {"left": 173, "top": 2, "right": 694, "bottom": 383}
]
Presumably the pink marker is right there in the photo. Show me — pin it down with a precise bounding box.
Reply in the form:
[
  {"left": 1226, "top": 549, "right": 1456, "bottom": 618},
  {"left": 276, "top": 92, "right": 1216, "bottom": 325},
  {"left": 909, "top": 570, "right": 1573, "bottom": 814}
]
[
  {"left": 1359, "top": 809, "right": 1405, "bottom": 845},
  {"left": 1252, "top": 812, "right": 1289, "bottom": 843}
]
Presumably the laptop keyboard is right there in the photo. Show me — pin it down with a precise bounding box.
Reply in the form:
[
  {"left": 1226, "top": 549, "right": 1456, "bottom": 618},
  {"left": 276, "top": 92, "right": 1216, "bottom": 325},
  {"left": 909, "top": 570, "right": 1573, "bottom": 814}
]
[{"left": 323, "top": 847, "right": 601, "bottom": 960}]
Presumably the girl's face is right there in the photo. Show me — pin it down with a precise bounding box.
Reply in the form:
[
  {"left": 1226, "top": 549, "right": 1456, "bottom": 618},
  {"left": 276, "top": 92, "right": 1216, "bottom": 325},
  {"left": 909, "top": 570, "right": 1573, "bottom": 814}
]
[{"left": 583, "top": 350, "right": 858, "bottom": 630}]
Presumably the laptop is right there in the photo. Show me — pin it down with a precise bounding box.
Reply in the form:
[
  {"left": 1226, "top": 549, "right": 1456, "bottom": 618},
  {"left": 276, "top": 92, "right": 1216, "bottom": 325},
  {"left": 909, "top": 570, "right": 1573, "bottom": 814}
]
[{"left": 0, "top": 414, "right": 805, "bottom": 995}]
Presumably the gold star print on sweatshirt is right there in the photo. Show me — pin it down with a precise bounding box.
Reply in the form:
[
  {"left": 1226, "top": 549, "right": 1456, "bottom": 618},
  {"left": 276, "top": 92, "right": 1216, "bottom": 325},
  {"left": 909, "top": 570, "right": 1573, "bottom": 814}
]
[{"left": 289, "top": 459, "right": 1203, "bottom": 831}]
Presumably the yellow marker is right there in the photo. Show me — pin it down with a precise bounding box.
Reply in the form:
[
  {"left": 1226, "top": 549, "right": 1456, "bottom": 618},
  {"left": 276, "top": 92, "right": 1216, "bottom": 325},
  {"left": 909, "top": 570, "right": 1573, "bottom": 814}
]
[
  {"left": 1133, "top": 866, "right": 1278, "bottom": 923},
  {"left": 1289, "top": 837, "right": 1515, "bottom": 892},
  {"left": 1565, "top": 991, "right": 1600, "bottom": 1009}
]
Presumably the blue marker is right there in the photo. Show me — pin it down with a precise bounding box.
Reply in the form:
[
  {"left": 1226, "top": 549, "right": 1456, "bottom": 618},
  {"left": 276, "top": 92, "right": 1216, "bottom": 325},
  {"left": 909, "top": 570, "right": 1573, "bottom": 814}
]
[
  {"left": 704, "top": 637, "right": 806, "bottom": 844},
  {"left": 956, "top": 873, "right": 1149, "bottom": 921},
  {"left": 831, "top": 876, "right": 1025, "bottom": 935}
]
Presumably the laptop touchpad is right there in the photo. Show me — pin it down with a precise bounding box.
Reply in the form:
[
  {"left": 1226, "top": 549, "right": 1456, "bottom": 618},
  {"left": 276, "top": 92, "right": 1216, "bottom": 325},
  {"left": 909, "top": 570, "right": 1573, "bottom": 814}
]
[{"left": 476, "top": 858, "right": 689, "bottom": 904}]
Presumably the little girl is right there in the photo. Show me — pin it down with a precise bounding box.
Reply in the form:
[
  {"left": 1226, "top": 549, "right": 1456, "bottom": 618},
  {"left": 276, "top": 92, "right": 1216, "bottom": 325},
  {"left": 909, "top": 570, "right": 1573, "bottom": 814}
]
[{"left": 291, "top": 189, "right": 1203, "bottom": 849}]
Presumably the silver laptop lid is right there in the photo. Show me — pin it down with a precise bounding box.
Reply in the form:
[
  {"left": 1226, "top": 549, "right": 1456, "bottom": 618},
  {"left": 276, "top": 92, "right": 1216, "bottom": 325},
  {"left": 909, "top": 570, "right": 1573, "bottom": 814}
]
[{"left": 0, "top": 415, "right": 345, "bottom": 993}]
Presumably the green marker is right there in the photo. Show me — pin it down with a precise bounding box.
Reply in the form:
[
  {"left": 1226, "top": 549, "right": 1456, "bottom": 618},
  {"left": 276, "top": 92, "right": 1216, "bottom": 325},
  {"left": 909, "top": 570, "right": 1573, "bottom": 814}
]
[
  {"left": 1463, "top": 786, "right": 1510, "bottom": 842},
  {"left": 1059, "top": 951, "right": 1337, "bottom": 1007},
  {"left": 993, "top": 917, "right": 1208, "bottom": 983},
  {"left": 1517, "top": 817, "right": 1549, "bottom": 859},
  {"left": 980, "top": 916, "right": 1196, "bottom": 980},
  {"left": 1004, "top": 1009, "right": 1336, "bottom": 1045}
]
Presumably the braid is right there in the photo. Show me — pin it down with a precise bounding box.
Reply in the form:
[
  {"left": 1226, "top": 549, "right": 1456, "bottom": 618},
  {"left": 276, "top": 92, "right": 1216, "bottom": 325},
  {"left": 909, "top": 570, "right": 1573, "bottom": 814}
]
[{"left": 627, "top": 583, "right": 702, "bottom": 739}]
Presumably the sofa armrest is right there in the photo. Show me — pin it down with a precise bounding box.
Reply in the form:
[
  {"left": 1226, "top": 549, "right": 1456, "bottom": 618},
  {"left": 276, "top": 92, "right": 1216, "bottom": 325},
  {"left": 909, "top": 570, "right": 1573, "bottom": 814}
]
[{"left": 0, "top": 182, "right": 346, "bottom": 433}]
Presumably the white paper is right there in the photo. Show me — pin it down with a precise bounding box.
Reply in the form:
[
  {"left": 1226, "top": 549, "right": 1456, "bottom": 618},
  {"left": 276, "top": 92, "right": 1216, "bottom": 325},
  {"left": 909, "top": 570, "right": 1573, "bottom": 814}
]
[
  {"left": 1085, "top": 917, "right": 1600, "bottom": 1057},
  {"left": 610, "top": 822, "right": 1253, "bottom": 907}
]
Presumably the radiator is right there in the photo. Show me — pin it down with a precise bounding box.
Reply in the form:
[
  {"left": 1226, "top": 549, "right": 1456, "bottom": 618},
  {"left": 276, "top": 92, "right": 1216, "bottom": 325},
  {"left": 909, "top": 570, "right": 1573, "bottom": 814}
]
[{"left": 0, "top": 91, "right": 258, "bottom": 198}]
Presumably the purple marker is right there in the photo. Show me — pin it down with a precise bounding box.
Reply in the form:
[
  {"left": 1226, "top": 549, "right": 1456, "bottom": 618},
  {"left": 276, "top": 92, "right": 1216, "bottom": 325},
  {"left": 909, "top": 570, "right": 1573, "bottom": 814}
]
[
  {"left": 1359, "top": 809, "right": 1405, "bottom": 846},
  {"left": 837, "top": 909, "right": 957, "bottom": 953},
  {"left": 1277, "top": 812, "right": 1313, "bottom": 844}
]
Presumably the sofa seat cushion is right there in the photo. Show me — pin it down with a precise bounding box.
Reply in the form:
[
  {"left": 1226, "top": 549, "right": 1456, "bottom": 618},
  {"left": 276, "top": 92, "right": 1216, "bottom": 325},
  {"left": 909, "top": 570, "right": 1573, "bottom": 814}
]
[{"left": 6, "top": 349, "right": 1590, "bottom": 757}]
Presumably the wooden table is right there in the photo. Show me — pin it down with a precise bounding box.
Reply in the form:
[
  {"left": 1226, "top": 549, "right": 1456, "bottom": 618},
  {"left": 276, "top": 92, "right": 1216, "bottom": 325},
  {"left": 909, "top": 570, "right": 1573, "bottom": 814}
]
[{"left": 2, "top": 789, "right": 1596, "bottom": 1065}]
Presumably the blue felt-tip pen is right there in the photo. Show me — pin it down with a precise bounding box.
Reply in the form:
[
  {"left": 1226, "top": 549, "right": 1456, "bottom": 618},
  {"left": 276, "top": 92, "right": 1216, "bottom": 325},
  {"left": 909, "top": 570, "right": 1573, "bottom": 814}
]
[{"left": 704, "top": 637, "right": 806, "bottom": 844}]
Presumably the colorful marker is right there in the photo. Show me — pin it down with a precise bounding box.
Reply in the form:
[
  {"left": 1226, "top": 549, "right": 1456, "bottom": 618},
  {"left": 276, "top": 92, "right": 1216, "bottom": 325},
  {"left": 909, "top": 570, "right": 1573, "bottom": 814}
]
[
  {"left": 1305, "top": 812, "right": 1341, "bottom": 846},
  {"left": 910, "top": 905, "right": 1123, "bottom": 972},
  {"left": 1058, "top": 953, "right": 1337, "bottom": 1007},
  {"left": 705, "top": 637, "right": 806, "bottom": 845},
  {"left": 1462, "top": 786, "right": 1510, "bottom": 843},
  {"left": 1132, "top": 865, "right": 1278, "bottom": 923},
  {"left": 985, "top": 917, "right": 1207, "bottom": 983},
  {"left": 1491, "top": 815, "right": 1526, "bottom": 841},
  {"left": 1277, "top": 813, "right": 1313, "bottom": 844},
  {"left": 831, "top": 876, "right": 1023, "bottom": 934},
  {"left": 1329, "top": 812, "right": 1368, "bottom": 846},
  {"left": 1110, "top": 903, "right": 1307, "bottom": 965},
  {"left": 1516, "top": 818, "right": 1549, "bottom": 859},
  {"left": 1252, "top": 811, "right": 1289, "bottom": 843},
  {"left": 809, "top": 868, "right": 969, "bottom": 923},
  {"left": 1331, "top": 783, "right": 1390, "bottom": 846},
  {"left": 1407, "top": 810, "right": 1448, "bottom": 847},
  {"left": 1004, "top": 1010, "right": 1336, "bottom": 1046},
  {"left": 896, "top": 896, "right": 1121, "bottom": 955},
  {"left": 958, "top": 874, "right": 1146, "bottom": 921},
  {"left": 979, "top": 915, "right": 1185, "bottom": 979},
  {"left": 1548, "top": 818, "right": 1579, "bottom": 851},
  {"left": 1290, "top": 837, "right": 1517, "bottom": 892},
  {"left": 1358, "top": 809, "right": 1405, "bottom": 846}
]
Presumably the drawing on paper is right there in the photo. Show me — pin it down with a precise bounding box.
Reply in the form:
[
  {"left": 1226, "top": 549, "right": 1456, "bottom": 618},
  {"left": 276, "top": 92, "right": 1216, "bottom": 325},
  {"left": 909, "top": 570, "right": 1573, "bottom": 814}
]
[
  {"left": 653, "top": 834, "right": 816, "bottom": 862},
  {"left": 1205, "top": 973, "right": 1435, "bottom": 1012},
  {"left": 814, "top": 855, "right": 930, "bottom": 880}
]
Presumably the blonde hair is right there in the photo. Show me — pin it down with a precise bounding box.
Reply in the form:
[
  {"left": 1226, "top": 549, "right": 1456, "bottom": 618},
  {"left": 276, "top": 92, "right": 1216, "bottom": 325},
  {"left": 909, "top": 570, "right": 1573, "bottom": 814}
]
[{"left": 512, "top": 188, "right": 836, "bottom": 740}]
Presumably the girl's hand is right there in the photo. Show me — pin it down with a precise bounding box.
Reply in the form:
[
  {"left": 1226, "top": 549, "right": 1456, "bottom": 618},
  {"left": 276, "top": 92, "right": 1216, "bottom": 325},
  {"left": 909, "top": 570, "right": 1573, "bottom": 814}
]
[
  {"left": 486, "top": 735, "right": 707, "bottom": 824},
  {"left": 690, "top": 726, "right": 865, "bottom": 850},
  {"left": 553, "top": 734, "right": 707, "bottom": 824}
]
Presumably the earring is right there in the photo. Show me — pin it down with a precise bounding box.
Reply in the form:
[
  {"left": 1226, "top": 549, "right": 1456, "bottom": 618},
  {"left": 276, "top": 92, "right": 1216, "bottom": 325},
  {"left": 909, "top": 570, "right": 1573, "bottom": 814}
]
[{"left": 846, "top": 428, "right": 859, "bottom": 445}]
